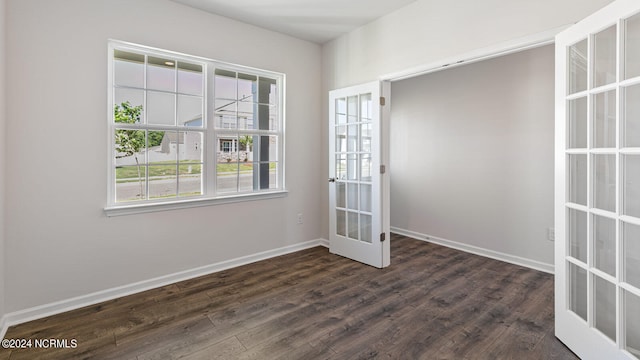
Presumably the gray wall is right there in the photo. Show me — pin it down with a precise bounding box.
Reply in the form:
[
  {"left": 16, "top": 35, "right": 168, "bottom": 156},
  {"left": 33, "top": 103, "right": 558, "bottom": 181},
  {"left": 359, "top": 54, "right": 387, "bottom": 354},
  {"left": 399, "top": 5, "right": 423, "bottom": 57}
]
[
  {"left": 321, "top": 0, "right": 614, "bottom": 243},
  {"left": 4, "top": 0, "right": 322, "bottom": 313},
  {"left": 390, "top": 45, "right": 555, "bottom": 266}
]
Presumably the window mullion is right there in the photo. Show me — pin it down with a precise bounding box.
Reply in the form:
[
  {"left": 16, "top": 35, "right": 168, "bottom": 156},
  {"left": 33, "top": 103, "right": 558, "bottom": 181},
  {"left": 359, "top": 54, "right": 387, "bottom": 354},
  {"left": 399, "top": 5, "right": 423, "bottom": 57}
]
[{"left": 205, "top": 63, "right": 217, "bottom": 197}]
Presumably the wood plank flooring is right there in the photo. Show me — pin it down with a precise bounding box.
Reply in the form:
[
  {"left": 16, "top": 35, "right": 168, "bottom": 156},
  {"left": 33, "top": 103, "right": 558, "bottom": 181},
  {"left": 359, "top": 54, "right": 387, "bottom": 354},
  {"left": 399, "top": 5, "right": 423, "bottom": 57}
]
[{"left": 1, "top": 234, "right": 578, "bottom": 359}]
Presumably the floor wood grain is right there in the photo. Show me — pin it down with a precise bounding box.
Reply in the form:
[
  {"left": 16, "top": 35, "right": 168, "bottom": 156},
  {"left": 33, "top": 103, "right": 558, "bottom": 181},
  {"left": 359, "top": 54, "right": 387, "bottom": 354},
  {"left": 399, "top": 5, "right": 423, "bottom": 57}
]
[{"left": 1, "top": 234, "right": 578, "bottom": 359}]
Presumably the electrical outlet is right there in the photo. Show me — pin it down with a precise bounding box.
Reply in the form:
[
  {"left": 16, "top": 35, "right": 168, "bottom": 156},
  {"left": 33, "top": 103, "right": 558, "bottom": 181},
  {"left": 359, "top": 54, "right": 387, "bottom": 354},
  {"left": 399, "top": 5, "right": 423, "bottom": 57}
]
[
  {"left": 547, "top": 227, "right": 555, "bottom": 242},
  {"left": 297, "top": 213, "right": 303, "bottom": 225}
]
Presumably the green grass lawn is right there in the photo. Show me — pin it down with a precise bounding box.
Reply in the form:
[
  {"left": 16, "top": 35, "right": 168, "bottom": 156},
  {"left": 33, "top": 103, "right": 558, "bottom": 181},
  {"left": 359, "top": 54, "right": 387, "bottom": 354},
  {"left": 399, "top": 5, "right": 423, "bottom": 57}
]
[{"left": 116, "top": 161, "right": 276, "bottom": 181}]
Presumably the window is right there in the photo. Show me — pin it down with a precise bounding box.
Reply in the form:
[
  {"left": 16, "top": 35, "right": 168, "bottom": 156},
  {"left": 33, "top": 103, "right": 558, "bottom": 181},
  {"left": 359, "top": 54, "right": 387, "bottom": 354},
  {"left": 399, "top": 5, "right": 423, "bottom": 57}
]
[{"left": 107, "top": 41, "right": 285, "bottom": 215}]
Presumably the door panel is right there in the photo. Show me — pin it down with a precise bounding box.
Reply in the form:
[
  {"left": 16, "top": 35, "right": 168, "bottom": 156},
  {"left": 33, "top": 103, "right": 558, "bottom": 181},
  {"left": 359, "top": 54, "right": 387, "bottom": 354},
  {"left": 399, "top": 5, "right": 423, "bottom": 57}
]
[
  {"left": 556, "top": 1, "right": 640, "bottom": 358},
  {"left": 329, "top": 81, "right": 390, "bottom": 268}
]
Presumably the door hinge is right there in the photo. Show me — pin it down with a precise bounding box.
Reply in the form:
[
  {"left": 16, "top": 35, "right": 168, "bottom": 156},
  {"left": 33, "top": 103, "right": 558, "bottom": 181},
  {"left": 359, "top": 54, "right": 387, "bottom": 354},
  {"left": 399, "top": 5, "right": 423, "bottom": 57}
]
[
  {"left": 380, "top": 96, "right": 386, "bottom": 106},
  {"left": 380, "top": 232, "right": 386, "bottom": 242},
  {"left": 380, "top": 164, "right": 386, "bottom": 174}
]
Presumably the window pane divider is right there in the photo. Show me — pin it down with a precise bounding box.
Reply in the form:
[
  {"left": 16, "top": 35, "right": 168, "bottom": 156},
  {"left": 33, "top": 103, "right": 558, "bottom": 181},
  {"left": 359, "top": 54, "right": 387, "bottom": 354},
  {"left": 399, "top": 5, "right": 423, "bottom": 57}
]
[
  {"left": 566, "top": 202, "right": 589, "bottom": 212},
  {"left": 590, "top": 148, "right": 617, "bottom": 154},
  {"left": 567, "top": 255, "right": 589, "bottom": 269},
  {"left": 619, "top": 148, "right": 640, "bottom": 154},
  {"left": 567, "top": 90, "right": 589, "bottom": 100},
  {"left": 620, "top": 215, "right": 640, "bottom": 226},
  {"left": 567, "top": 148, "right": 589, "bottom": 155},
  {"left": 620, "top": 282, "right": 640, "bottom": 298}
]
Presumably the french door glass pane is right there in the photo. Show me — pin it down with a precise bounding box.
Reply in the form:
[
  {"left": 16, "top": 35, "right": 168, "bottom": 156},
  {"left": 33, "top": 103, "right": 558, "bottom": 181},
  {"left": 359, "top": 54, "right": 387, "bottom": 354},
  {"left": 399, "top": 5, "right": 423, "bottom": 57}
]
[
  {"left": 623, "top": 155, "right": 640, "bottom": 218},
  {"left": 336, "top": 98, "right": 347, "bottom": 121},
  {"left": 360, "top": 154, "right": 372, "bottom": 182},
  {"left": 625, "top": 12, "right": 640, "bottom": 80},
  {"left": 594, "top": 25, "right": 617, "bottom": 88},
  {"left": 594, "top": 275, "right": 617, "bottom": 341},
  {"left": 361, "top": 123, "right": 372, "bottom": 152},
  {"left": 360, "top": 184, "right": 372, "bottom": 212},
  {"left": 593, "top": 154, "right": 616, "bottom": 212},
  {"left": 348, "top": 212, "right": 359, "bottom": 240},
  {"left": 336, "top": 126, "right": 346, "bottom": 152},
  {"left": 569, "top": 154, "right": 588, "bottom": 205},
  {"left": 347, "top": 96, "right": 358, "bottom": 122},
  {"left": 336, "top": 155, "right": 346, "bottom": 180},
  {"left": 625, "top": 290, "right": 640, "bottom": 357},
  {"left": 360, "top": 94, "right": 372, "bottom": 120},
  {"left": 623, "top": 221, "right": 640, "bottom": 288},
  {"left": 336, "top": 182, "right": 345, "bottom": 208},
  {"left": 347, "top": 183, "right": 358, "bottom": 210},
  {"left": 347, "top": 154, "right": 357, "bottom": 180},
  {"left": 623, "top": 84, "right": 640, "bottom": 147},
  {"left": 569, "top": 208, "right": 588, "bottom": 263},
  {"left": 569, "top": 39, "right": 588, "bottom": 94},
  {"left": 336, "top": 210, "right": 346, "bottom": 236},
  {"left": 569, "top": 97, "right": 588, "bottom": 148},
  {"left": 593, "top": 214, "right": 616, "bottom": 276},
  {"left": 593, "top": 90, "right": 616, "bottom": 148},
  {"left": 569, "top": 262, "right": 588, "bottom": 321},
  {"left": 347, "top": 125, "right": 358, "bottom": 152},
  {"left": 360, "top": 214, "right": 372, "bottom": 243}
]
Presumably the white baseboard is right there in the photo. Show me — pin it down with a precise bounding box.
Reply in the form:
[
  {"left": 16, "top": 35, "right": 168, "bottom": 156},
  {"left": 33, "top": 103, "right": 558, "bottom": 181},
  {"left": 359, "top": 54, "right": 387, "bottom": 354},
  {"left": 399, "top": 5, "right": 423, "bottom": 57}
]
[
  {"left": 0, "top": 238, "right": 329, "bottom": 339},
  {"left": 391, "top": 227, "right": 554, "bottom": 274}
]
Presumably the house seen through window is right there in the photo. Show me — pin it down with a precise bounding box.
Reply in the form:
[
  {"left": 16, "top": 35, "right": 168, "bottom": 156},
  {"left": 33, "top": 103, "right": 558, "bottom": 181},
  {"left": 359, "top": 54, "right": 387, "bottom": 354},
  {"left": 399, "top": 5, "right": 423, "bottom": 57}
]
[{"left": 108, "top": 41, "right": 284, "bottom": 209}]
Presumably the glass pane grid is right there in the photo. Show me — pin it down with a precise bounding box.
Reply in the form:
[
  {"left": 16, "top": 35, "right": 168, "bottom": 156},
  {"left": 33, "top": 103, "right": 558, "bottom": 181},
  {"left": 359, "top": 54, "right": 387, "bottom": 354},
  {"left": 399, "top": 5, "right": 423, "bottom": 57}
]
[
  {"left": 112, "top": 45, "right": 284, "bottom": 207},
  {"left": 563, "top": 21, "right": 640, "bottom": 352},
  {"left": 333, "top": 92, "right": 374, "bottom": 244}
]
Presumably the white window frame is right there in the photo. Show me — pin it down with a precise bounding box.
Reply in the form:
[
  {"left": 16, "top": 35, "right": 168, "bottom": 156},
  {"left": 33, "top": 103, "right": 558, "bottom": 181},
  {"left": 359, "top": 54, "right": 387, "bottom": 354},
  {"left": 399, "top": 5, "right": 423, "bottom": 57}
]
[{"left": 105, "top": 40, "right": 286, "bottom": 217}]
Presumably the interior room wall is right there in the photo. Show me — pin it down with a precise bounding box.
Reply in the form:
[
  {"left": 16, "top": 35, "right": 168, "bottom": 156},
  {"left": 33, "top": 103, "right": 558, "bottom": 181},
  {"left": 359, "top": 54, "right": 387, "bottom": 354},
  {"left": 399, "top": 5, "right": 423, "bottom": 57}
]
[
  {"left": 390, "top": 45, "right": 555, "bottom": 267},
  {"left": 0, "top": 0, "right": 6, "bottom": 325},
  {"left": 320, "top": 0, "right": 614, "bottom": 250},
  {"left": 4, "top": 0, "right": 322, "bottom": 314},
  {"left": 322, "top": 0, "right": 614, "bottom": 89}
]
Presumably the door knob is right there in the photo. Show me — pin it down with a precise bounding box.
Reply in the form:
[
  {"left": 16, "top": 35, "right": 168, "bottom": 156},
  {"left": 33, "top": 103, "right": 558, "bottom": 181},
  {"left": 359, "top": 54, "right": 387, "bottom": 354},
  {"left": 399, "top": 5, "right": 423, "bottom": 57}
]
[{"left": 328, "top": 178, "right": 336, "bottom": 183}]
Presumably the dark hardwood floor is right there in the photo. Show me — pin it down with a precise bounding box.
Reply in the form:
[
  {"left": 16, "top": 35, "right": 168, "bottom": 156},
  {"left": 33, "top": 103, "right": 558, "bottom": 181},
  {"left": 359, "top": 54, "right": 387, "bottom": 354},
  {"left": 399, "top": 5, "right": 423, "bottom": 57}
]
[{"left": 1, "top": 234, "right": 578, "bottom": 359}]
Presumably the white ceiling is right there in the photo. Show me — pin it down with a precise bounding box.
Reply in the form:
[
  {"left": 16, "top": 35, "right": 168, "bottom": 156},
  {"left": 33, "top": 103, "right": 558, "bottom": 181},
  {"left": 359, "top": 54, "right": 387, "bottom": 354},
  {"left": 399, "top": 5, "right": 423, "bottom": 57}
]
[{"left": 172, "top": 0, "right": 418, "bottom": 44}]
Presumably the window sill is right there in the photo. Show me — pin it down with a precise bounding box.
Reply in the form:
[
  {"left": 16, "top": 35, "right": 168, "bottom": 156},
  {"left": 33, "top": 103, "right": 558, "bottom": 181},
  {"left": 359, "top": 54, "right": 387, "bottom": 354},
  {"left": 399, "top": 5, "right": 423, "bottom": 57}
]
[{"left": 104, "top": 190, "right": 288, "bottom": 217}]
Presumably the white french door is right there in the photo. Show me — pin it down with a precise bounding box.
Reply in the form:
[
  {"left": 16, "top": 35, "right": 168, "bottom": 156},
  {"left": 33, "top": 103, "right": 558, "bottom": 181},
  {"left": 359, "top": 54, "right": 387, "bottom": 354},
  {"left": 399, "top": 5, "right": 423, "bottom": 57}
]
[
  {"left": 556, "top": 0, "right": 640, "bottom": 358},
  {"left": 329, "top": 81, "right": 390, "bottom": 268}
]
